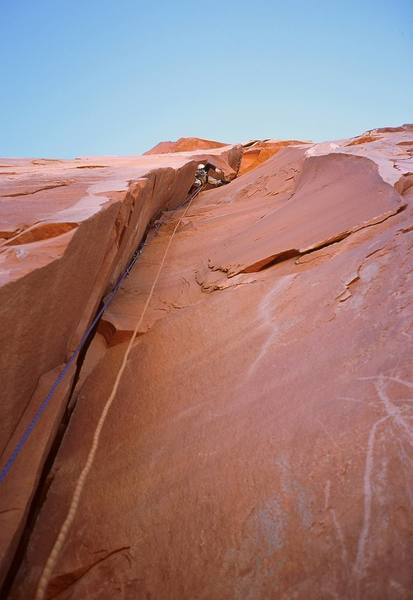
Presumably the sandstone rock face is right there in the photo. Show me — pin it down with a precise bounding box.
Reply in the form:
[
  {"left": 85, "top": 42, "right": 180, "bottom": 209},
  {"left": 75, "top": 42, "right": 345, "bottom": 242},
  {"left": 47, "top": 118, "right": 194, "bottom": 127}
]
[
  {"left": 238, "top": 139, "right": 308, "bottom": 175},
  {"left": 1, "top": 127, "right": 413, "bottom": 599},
  {"left": 0, "top": 145, "right": 242, "bottom": 587},
  {"left": 144, "top": 136, "right": 228, "bottom": 155}
]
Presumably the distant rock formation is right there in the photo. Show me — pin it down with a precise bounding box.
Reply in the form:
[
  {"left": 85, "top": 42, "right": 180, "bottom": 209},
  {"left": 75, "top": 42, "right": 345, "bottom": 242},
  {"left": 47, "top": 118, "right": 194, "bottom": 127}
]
[
  {"left": 1, "top": 126, "right": 413, "bottom": 599},
  {"left": 144, "top": 136, "right": 227, "bottom": 154}
]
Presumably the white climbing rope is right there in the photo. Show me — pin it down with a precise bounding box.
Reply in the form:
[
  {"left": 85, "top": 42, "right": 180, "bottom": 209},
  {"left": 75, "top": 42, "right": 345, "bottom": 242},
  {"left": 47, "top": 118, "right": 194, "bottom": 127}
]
[
  {"left": 35, "top": 187, "right": 201, "bottom": 600},
  {"left": 0, "top": 221, "right": 42, "bottom": 251}
]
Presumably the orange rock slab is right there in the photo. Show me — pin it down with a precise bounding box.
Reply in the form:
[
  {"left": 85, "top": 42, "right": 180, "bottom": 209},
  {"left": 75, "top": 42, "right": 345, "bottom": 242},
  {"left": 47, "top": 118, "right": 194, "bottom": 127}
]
[
  {"left": 0, "top": 145, "right": 242, "bottom": 587},
  {"left": 239, "top": 139, "right": 309, "bottom": 175},
  {"left": 3, "top": 126, "right": 413, "bottom": 599}
]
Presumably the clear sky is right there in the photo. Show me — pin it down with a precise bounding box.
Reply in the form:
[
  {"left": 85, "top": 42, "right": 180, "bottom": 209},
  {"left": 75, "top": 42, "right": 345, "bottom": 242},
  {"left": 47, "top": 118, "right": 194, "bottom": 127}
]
[{"left": 1, "top": 0, "right": 412, "bottom": 158}]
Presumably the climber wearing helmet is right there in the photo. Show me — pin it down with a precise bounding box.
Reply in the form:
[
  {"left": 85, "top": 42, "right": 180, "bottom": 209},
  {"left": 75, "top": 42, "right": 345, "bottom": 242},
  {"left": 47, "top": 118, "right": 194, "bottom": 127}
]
[{"left": 194, "top": 162, "right": 227, "bottom": 189}]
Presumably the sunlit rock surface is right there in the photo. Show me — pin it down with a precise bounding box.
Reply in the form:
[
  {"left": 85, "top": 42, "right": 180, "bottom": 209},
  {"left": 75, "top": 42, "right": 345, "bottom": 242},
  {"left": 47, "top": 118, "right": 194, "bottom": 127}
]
[
  {"left": 144, "top": 136, "right": 228, "bottom": 155},
  {"left": 0, "top": 145, "right": 242, "bottom": 587},
  {"left": 238, "top": 139, "right": 308, "bottom": 175},
  {"left": 1, "top": 126, "right": 413, "bottom": 599}
]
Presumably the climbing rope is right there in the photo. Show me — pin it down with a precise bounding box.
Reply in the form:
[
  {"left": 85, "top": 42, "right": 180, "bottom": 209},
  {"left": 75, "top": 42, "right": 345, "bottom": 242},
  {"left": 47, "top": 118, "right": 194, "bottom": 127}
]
[
  {"left": 0, "top": 233, "right": 142, "bottom": 484},
  {"left": 0, "top": 185, "right": 200, "bottom": 486},
  {"left": 35, "top": 185, "right": 201, "bottom": 600},
  {"left": 0, "top": 221, "right": 43, "bottom": 251}
]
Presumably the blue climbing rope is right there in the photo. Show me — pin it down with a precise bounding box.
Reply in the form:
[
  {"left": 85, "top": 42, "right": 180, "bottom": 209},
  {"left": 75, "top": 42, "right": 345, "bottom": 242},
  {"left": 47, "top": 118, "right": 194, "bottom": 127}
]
[
  {"left": 0, "top": 245, "right": 143, "bottom": 484},
  {"left": 0, "top": 183, "right": 203, "bottom": 485}
]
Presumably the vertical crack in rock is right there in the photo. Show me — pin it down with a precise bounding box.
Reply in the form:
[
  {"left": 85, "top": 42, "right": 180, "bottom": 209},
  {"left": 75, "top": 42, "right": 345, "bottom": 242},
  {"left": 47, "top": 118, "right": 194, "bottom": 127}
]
[
  {"left": 0, "top": 145, "right": 243, "bottom": 595},
  {"left": 0, "top": 207, "right": 162, "bottom": 599}
]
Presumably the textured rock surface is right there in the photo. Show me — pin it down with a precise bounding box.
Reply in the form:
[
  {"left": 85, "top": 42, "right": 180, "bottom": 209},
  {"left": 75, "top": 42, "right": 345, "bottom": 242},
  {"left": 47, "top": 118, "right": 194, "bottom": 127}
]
[
  {"left": 238, "top": 139, "right": 308, "bottom": 175},
  {"left": 0, "top": 145, "right": 242, "bottom": 586},
  {"left": 2, "top": 126, "right": 413, "bottom": 599}
]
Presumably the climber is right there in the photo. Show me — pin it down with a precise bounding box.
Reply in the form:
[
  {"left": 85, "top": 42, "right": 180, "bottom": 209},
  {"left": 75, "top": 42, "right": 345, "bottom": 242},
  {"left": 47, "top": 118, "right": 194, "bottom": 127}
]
[
  {"left": 194, "top": 162, "right": 227, "bottom": 190},
  {"left": 194, "top": 163, "right": 208, "bottom": 188}
]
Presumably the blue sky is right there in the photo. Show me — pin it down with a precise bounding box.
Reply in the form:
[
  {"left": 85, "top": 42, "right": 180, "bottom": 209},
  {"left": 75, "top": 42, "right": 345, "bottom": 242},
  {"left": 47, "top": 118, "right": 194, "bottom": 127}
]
[{"left": 1, "top": 0, "right": 412, "bottom": 157}]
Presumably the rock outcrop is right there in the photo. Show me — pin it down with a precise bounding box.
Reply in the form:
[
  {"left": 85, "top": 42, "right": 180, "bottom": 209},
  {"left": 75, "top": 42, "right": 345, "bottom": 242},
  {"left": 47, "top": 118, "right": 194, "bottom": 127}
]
[
  {"left": 1, "top": 126, "right": 413, "bottom": 599},
  {"left": 144, "top": 137, "right": 228, "bottom": 155},
  {"left": 238, "top": 139, "right": 308, "bottom": 175}
]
